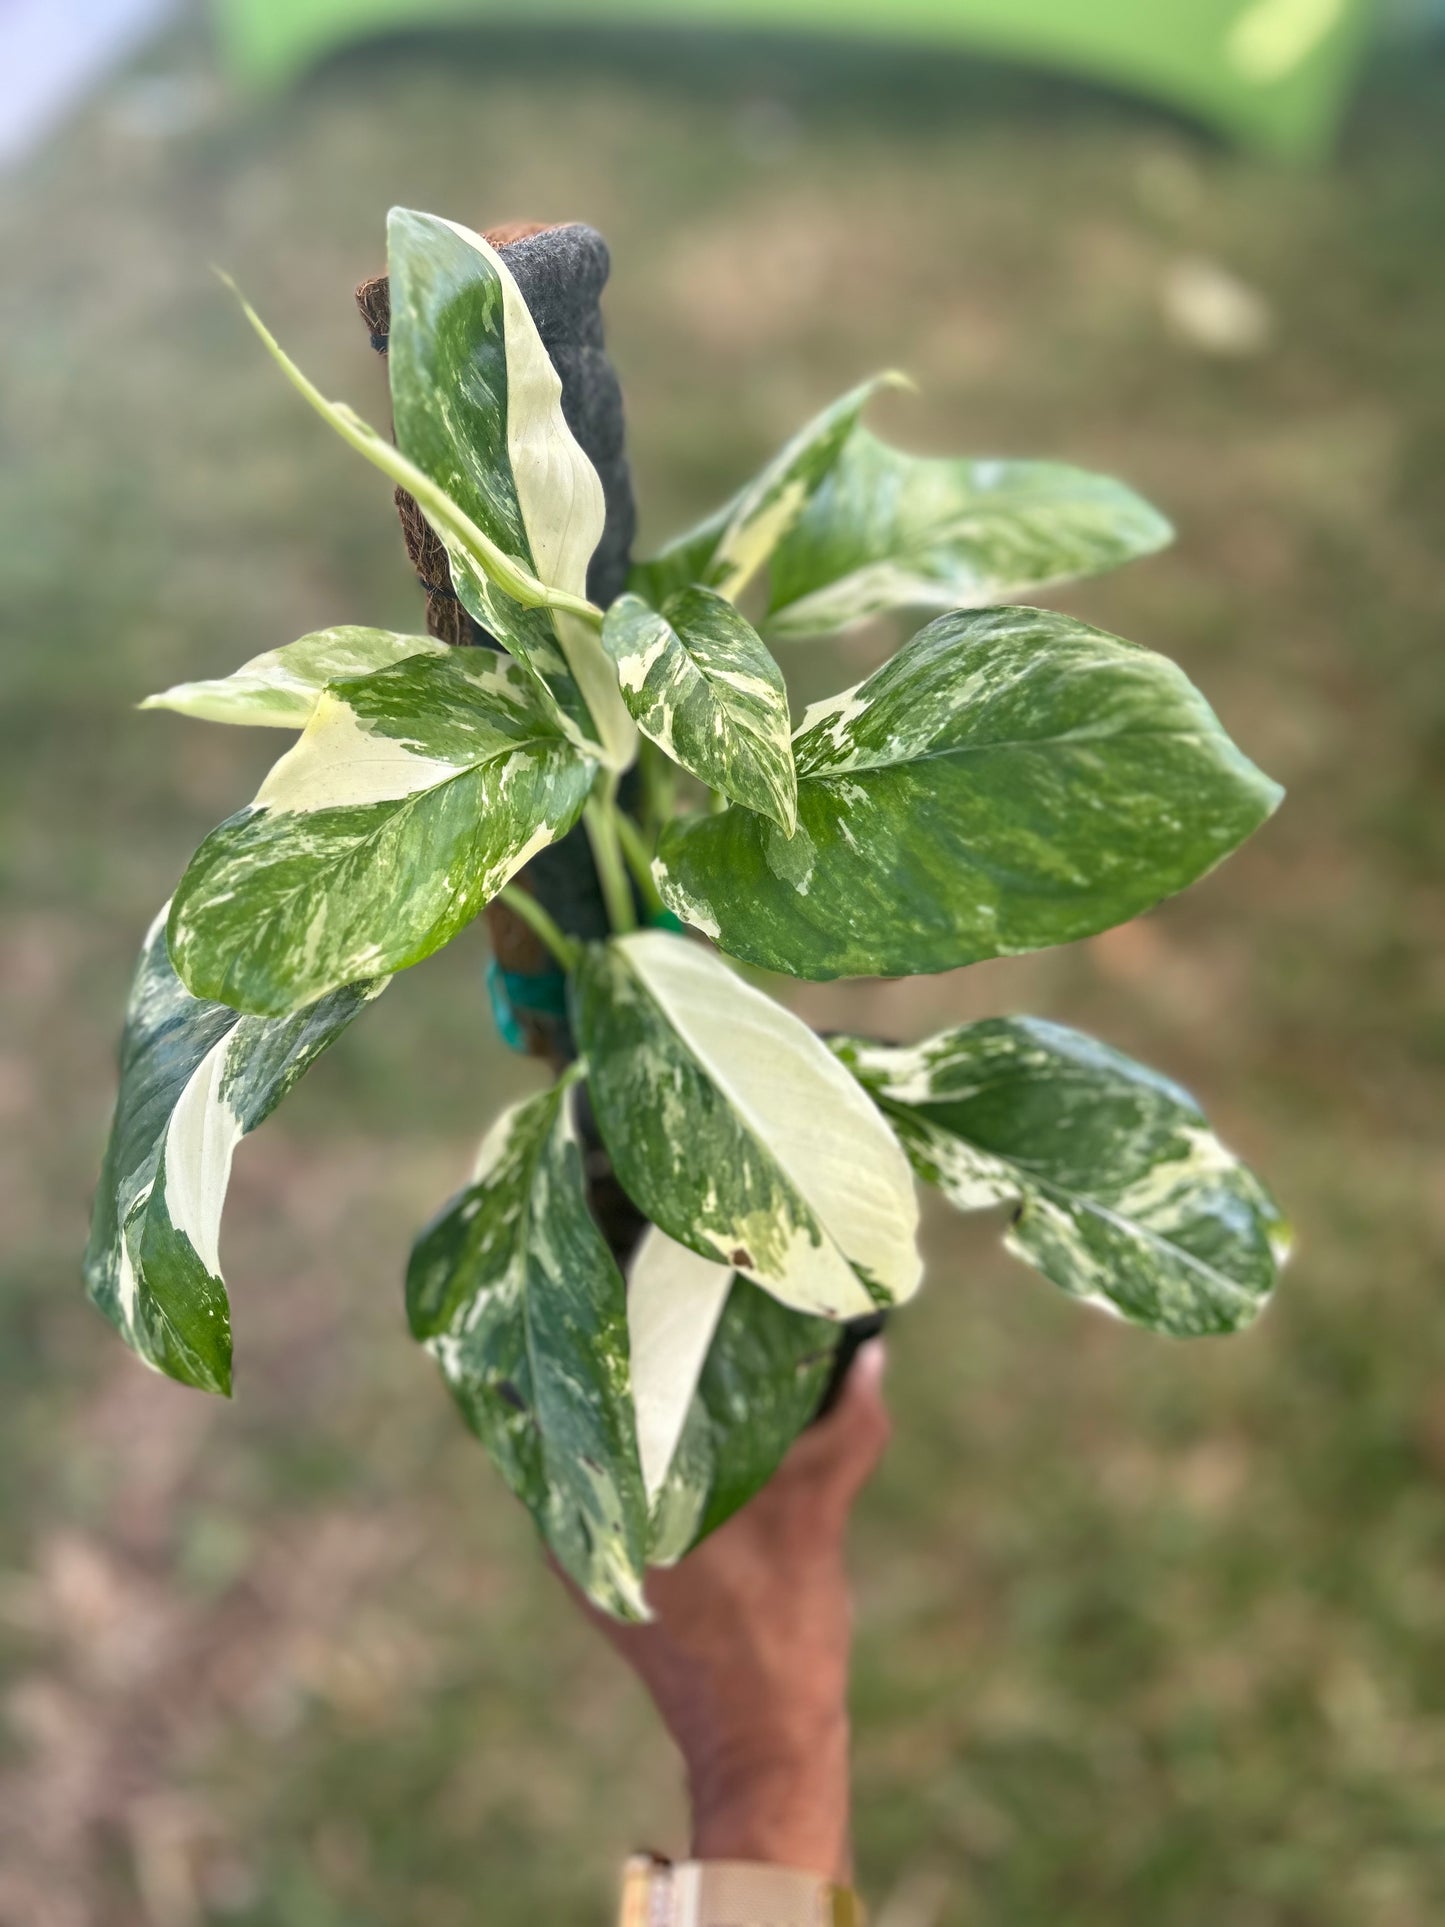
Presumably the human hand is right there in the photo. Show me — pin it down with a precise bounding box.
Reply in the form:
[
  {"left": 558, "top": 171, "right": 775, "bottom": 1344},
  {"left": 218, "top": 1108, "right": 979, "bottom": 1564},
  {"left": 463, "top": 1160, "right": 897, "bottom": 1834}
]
[{"left": 563, "top": 1340, "right": 890, "bottom": 1885}]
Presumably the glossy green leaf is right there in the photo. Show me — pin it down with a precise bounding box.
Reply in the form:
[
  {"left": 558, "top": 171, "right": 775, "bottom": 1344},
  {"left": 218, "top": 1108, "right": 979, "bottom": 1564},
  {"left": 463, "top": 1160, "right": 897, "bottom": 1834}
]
[
  {"left": 574, "top": 931, "right": 921, "bottom": 1319},
  {"left": 85, "top": 906, "right": 383, "bottom": 1395},
  {"left": 406, "top": 1068, "right": 649, "bottom": 1619},
  {"left": 687, "top": 1277, "right": 838, "bottom": 1545},
  {"left": 766, "top": 430, "right": 1173, "bottom": 638},
  {"left": 628, "top": 373, "right": 902, "bottom": 608},
  {"left": 655, "top": 606, "right": 1282, "bottom": 980},
  {"left": 602, "top": 588, "right": 797, "bottom": 832},
  {"left": 638, "top": 1229, "right": 839, "bottom": 1564},
  {"left": 141, "top": 626, "right": 451, "bottom": 729},
  {"left": 834, "top": 1019, "right": 1290, "bottom": 1335},
  {"left": 387, "top": 208, "right": 634, "bottom": 769},
  {"left": 169, "top": 652, "right": 593, "bottom": 1017}
]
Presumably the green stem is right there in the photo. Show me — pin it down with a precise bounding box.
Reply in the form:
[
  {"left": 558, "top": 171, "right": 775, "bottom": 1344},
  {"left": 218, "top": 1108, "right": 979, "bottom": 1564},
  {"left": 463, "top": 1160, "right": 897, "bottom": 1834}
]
[
  {"left": 497, "top": 886, "right": 580, "bottom": 972},
  {"left": 584, "top": 791, "right": 638, "bottom": 935},
  {"left": 637, "top": 737, "right": 678, "bottom": 834},
  {"left": 615, "top": 810, "right": 666, "bottom": 920}
]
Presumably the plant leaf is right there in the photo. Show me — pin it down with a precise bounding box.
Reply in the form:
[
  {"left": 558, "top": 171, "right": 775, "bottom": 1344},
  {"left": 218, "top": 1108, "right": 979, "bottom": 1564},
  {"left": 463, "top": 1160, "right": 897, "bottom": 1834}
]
[
  {"left": 169, "top": 652, "right": 593, "bottom": 1016},
  {"left": 573, "top": 931, "right": 921, "bottom": 1318},
  {"left": 85, "top": 906, "right": 383, "bottom": 1394},
  {"left": 626, "top": 1226, "right": 734, "bottom": 1512},
  {"left": 406, "top": 1067, "right": 649, "bottom": 1620},
  {"left": 626, "top": 493, "right": 741, "bottom": 610},
  {"left": 834, "top": 1018, "right": 1290, "bottom": 1335},
  {"left": 766, "top": 430, "right": 1173, "bottom": 638},
  {"left": 387, "top": 208, "right": 634, "bottom": 770},
  {"left": 634, "top": 1226, "right": 839, "bottom": 1564},
  {"left": 602, "top": 588, "right": 797, "bottom": 832},
  {"left": 689, "top": 1277, "right": 840, "bottom": 1547},
  {"left": 627, "top": 373, "right": 903, "bottom": 608},
  {"left": 655, "top": 606, "right": 1282, "bottom": 980},
  {"left": 220, "top": 278, "right": 589, "bottom": 629},
  {"left": 141, "top": 626, "right": 451, "bottom": 729}
]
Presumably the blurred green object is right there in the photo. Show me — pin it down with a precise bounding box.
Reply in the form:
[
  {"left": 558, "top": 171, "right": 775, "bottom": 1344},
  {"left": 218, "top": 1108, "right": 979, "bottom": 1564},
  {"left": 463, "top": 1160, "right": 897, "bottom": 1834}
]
[{"left": 211, "top": 0, "right": 1375, "bottom": 157}]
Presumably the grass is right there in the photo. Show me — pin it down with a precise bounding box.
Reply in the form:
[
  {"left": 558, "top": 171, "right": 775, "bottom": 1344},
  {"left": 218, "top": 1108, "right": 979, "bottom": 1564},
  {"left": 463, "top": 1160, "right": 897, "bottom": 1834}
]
[{"left": 1, "top": 18, "right": 1443, "bottom": 1924}]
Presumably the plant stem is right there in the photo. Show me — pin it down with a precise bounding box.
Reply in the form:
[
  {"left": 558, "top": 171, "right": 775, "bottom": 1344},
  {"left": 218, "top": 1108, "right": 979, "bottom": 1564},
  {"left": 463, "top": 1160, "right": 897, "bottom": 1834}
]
[
  {"left": 497, "top": 886, "right": 581, "bottom": 972},
  {"left": 615, "top": 810, "right": 666, "bottom": 920},
  {"left": 637, "top": 737, "right": 677, "bottom": 833},
  {"left": 584, "top": 790, "right": 638, "bottom": 935}
]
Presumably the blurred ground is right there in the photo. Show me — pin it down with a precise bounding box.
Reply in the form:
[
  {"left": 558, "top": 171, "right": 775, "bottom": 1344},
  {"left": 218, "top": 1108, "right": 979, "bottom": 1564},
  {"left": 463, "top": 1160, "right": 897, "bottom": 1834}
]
[{"left": 1, "top": 17, "right": 1443, "bottom": 1925}]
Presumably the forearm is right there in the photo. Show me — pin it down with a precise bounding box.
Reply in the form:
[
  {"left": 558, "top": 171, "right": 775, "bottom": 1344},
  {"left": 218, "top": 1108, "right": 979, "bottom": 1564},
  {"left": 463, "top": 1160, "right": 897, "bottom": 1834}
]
[{"left": 688, "top": 1706, "right": 853, "bottom": 1884}]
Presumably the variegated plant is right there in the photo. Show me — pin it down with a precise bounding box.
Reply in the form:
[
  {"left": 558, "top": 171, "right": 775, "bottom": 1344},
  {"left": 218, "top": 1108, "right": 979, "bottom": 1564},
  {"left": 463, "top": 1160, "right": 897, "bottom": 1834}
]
[{"left": 88, "top": 210, "right": 1290, "bottom": 1619}]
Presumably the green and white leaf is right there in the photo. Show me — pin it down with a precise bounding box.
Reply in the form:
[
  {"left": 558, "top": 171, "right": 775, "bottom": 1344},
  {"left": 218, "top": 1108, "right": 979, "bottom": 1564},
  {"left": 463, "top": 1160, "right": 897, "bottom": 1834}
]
[
  {"left": 627, "top": 1226, "right": 734, "bottom": 1514},
  {"left": 766, "top": 431, "right": 1174, "bottom": 639},
  {"left": 169, "top": 652, "right": 593, "bottom": 1016},
  {"left": 141, "top": 626, "right": 451, "bottom": 729},
  {"left": 656, "top": 606, "right": 1283, "bottom": 981},
  {"left": 602, "top": 588, "right": 797, "bottom": 832},
  {"left": 574, "top": 931, "right": 921, "bottom": 1319},
  {"left": 406, "top": 1068, "right": 649, "bottom": 1620},
  {"left": 222, "top": 277, "right": 590, "bottom": 633},
  {"left": 645, "top": 1254, "right": 839, "bottom": 1564},
  {"left": 628, "top": 373, "right": 903, "bottom": 608},
  {"left": 835, "top": 1018, "right": 1290, "bottom": 1336},
  {"left": 386, "top": 208, "right": 634, "bottom": 769},
  {"left": 85, "top": 906, "right": 383, "bottom": 1396}
]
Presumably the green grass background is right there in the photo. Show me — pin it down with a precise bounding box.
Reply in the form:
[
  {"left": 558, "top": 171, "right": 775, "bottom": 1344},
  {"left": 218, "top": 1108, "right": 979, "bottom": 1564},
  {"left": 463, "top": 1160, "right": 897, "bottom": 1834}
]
[{"left": 1, "top": 20, "right": 1442, "bottom": 1925}]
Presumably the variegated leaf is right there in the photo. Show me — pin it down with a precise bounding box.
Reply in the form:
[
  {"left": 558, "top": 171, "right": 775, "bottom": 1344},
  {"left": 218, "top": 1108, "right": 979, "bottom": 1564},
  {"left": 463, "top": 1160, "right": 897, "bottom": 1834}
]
[
  {"left": 834, "top": 1019, "right": 1290, "bottom": 1336},
  {"left": 601, "top": 588, "right": 797, "bottom": 832},
  {"left": 627, "top": 493, "right": 740, "bottom": 610},
  {"left": 645, "top": 1252, "right": 839, "bottom": 1565},
  {"left": 655, "top": 606, "right": 1282, "bottom": 981},
  {"left": 766, "top": 431, "right": 1173, "bottom": 638},
  {"left": 85, "top": 906, "right": 383, "bottom": 1395},
  {"left": 406, "top": 1068, "right": 649, "bottom": 1620},
  {"left": 387, "top": 208, "right": 634, "bottom": 770},
  {"left": 169, "top": 652, "right": 593, "bottom": 1017},
  {"left": 224, "top": 277, "right": 595, "bottom": 680},
  {"left": 574, "top": 931, "right": 921, "bottom": 1319},
  {"left": 628, "top": 374, "right": 902, "bottom": 608},
  {"left": 140, "top": 626, "right": 450, "bottom": 729},
  {"left": 627, "top": 1227, "right": 734, "bottom": 1515}
]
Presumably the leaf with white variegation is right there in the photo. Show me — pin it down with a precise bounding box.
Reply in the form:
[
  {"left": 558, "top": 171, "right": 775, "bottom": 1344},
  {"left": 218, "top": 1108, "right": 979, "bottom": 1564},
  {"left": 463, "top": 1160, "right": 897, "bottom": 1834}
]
[
  {"left": 141, "top": 627, "right": 450, "bottom": 729},
  {"left": 656, "top": 606, "right": 1283, "bottom": 981},
  {"left": 574, "top": 931, "right": 921, "bottom": 1318},
  {"left": 85, "top": 907, "right": 383, "bottom": 1395},
  {"left": 222, "top": 277, "right": 595, "bottom": 659},
  {"left": 405, "top": 1067, "right": 649, "bottom": 1619},
  {"left": 169, "top": 652, "right": 593, "bottom": 1017},
  {"left": 628, "top": 374, "right": 903, "bottom": 608},
  {"left": 834, "top": 1019, "right": 1290, "bottom": 1336},
  {"left": 626, "top": 1226, "right": 733, "bottom": 1545},
  {"left": 386, "top": 208, "right": 634, "bottom": 769},
  {"left": 602, "top": 588, "right": 797, "bottom": 832},
  {"left": 766, "top": 430, "right": 1173, "bottom": 639},
  {"left": 631, "top": 1227, "right": 839, "bottom": 1564}
]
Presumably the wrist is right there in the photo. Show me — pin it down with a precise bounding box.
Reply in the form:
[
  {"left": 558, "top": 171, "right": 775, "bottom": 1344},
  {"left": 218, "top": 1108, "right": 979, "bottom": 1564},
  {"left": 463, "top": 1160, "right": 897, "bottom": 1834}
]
[{"left": 687, "top": 1711, "right": 853, "bottom": 1885}]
